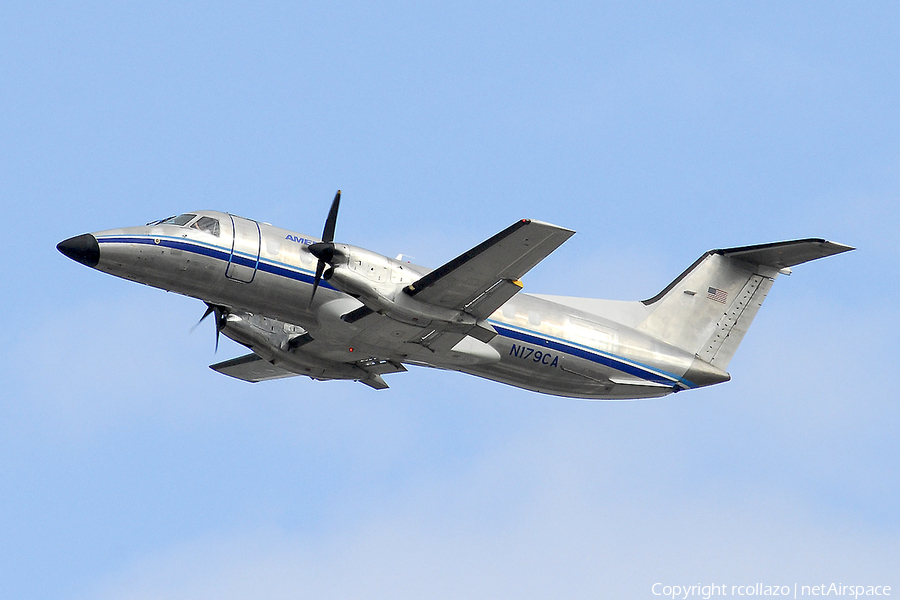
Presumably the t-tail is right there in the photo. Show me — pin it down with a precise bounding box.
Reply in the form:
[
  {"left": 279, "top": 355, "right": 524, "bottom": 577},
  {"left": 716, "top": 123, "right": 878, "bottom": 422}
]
[{"left": 636, "top": 238, "right": 854, "bottom": 370}]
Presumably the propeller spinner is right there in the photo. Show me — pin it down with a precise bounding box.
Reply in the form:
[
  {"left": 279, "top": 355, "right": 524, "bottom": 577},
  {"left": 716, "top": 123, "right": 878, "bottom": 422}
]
[{"left": 308, "top": 190, "right": 341, "bottom": 306}]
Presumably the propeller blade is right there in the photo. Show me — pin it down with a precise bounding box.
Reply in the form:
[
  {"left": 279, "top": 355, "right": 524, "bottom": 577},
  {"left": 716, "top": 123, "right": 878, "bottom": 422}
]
[
  {"left": 307, "top": 190, "right": 342, "bottom": 307},
  {"left": 322, "top": 190, "right": 341, "bottom": 242},
  {"left": 190, "top": 304, "right": 216, "bottom": 333},
  {"left": 309, "top": 258, "right": 327, "bottom": 307},
  {"left": 191, "top": 303, "right": 226, "bottom": 352}
]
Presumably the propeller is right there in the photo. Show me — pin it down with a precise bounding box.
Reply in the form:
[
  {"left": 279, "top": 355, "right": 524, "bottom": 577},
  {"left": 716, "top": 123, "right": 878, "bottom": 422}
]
[
  {"left": 191, "top": 302, "right": 227, "bottom": 352},
  {"left": 308, "top": 189, "right": 341, "bottom": 306}
]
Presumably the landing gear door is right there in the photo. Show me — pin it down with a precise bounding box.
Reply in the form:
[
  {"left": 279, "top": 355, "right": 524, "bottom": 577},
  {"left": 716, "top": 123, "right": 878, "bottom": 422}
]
[{"left": 226, "top": 215, "right": 261, "bottom": 283}]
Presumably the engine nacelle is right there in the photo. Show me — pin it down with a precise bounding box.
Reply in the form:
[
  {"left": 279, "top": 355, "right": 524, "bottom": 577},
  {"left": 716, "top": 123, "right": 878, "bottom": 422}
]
[
  {"left": 220, "top": 311, "right": 366, "bottom": 380},
  {"left": 326, "top": 264, "right": 391, "bottom": 307},
  {"left": 326, "top": 261, "right": 496, "bottom": 342}
]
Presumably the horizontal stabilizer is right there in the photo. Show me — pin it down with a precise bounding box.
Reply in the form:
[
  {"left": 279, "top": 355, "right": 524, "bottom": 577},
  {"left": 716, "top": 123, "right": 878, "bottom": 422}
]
[
  {"left": 715, "top": 238, "right": 854, "bottom": 269},
  {"left": 210, "top": 353, "right": 298, "bottom": 383}
]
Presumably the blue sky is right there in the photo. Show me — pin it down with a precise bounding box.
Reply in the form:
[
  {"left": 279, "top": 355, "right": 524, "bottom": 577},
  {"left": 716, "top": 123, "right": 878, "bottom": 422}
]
[{"left": 1, "top": 2, "right": 897, "bottom": 598}]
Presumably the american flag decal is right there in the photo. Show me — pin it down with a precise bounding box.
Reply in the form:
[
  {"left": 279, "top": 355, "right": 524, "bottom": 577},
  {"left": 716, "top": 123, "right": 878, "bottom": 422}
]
[{"left": 707, "top": 286, "right": 728, "bottom": 303}]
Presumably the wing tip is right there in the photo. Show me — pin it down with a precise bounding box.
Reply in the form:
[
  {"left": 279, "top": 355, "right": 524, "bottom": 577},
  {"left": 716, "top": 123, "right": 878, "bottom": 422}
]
[{"left": 518, "top": 218, "right": 576, "bottom": 235}]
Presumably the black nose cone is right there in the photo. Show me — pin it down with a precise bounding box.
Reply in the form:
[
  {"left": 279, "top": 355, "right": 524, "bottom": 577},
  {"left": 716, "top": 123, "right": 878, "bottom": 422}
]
[{"left": 57, "top": 234, "right": 100, "bottom": 267}]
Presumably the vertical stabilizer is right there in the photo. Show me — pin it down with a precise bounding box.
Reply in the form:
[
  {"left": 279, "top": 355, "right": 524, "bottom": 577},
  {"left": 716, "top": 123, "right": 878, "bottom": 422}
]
[{"left": 636, "top": 239, "right": 853, "bottom": 369}]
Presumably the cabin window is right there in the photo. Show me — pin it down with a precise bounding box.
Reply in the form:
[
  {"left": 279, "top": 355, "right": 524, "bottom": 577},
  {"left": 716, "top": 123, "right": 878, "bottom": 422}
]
[
  {"left": 191, "top": 216, "right": 220, "bottom": 236},
  {"left": 501, "top": 304, "right": 516, "bottom": 319},
  {"left": 162, "top": 213, "right": 197, "bottom": 226}
]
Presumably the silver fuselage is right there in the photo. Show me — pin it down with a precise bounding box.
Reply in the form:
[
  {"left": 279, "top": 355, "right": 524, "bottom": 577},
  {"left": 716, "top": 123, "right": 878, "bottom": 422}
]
[{"left": 84, "top": 210, "right": 723, "bottom": 399}]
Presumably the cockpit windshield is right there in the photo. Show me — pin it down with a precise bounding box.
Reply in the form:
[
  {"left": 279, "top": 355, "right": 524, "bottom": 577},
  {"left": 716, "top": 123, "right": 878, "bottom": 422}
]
[
  {"left": 190, "top": 216, "right": 220, "bottom": 236},
  {"left": 161, "top": 213, "right": 197, "bottom": 226}
]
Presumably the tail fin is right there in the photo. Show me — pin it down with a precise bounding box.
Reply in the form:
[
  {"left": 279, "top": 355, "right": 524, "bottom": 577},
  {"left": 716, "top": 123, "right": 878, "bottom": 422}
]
[{"left": 636, "top": 239, "right": 853, "bottom": 369}]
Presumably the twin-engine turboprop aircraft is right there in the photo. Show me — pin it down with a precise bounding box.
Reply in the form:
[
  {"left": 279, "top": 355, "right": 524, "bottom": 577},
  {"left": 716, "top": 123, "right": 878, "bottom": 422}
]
[{"left": 58, "top": 191, "right": 853, "bottom": 399}]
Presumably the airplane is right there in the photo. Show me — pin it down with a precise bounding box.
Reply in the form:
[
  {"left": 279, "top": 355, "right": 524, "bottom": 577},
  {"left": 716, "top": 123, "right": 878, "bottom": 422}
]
[{"left": 57, "top": 191, "right": 853, "bottom": 399}]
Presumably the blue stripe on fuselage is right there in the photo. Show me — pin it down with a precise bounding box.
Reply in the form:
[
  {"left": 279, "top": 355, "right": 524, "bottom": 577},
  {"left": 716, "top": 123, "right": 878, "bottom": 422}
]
[
  {"left": 96, "top": 234, "right": 335, "bottom": 289},
  {"left": 489, "top": 322, "right": 693, "bottom": 389}
]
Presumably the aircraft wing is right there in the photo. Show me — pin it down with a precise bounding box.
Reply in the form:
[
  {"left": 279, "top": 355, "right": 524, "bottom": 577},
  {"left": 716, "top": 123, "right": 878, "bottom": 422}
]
[
  {"left": 345, "top": 306, "right": 470, "bottom": 357},
  {"left": 404, "top": 219, "right": 574, "bottom": 319},
  {"left": 210, "top": 353, "right": 299, "bottom": 382},
  {"left": 211, "top": 350, "right": 406, "bottom": 390}
]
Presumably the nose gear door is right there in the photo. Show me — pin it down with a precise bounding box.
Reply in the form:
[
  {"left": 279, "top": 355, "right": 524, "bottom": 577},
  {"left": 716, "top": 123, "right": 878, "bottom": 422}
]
[{"left": 226, "top": 215, "right": 261, "bottom": 283}]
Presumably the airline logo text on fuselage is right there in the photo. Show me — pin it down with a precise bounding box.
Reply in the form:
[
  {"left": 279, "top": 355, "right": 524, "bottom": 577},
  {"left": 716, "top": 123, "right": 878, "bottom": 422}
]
[{"left": 285, "top": 234, "right": 316, "bottom": 245}]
